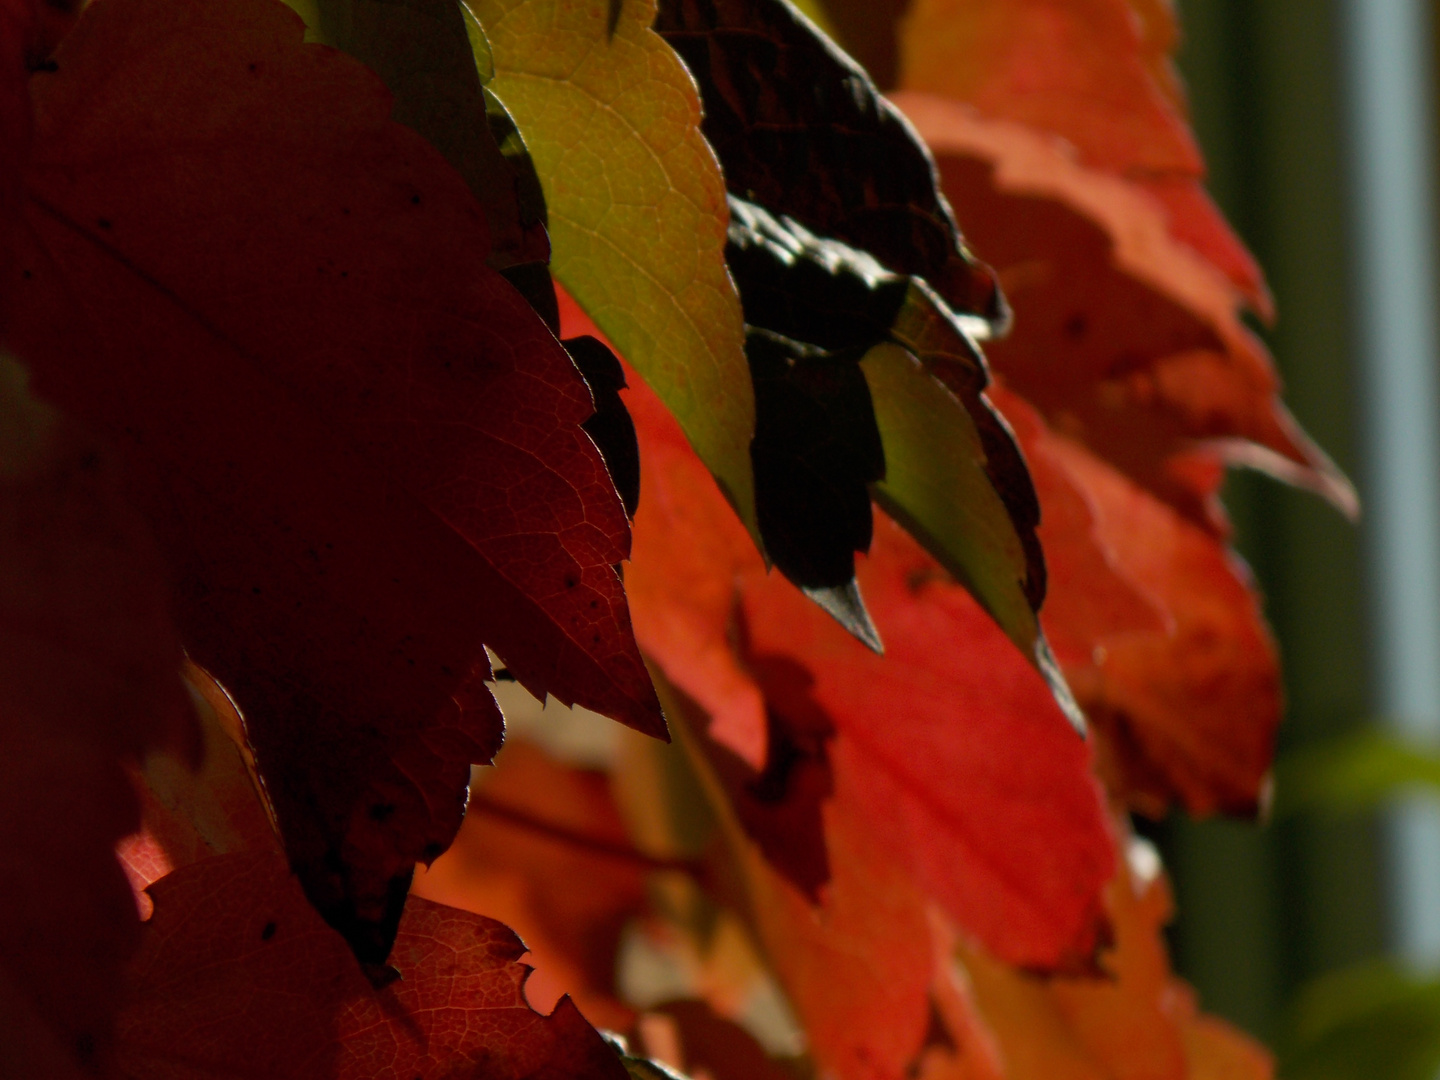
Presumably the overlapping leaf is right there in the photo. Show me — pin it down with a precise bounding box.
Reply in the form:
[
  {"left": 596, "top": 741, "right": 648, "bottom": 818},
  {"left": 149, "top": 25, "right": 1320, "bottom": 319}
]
[
  {"left": 113, "top": 851, "right": 631, "bottom": 1080},
  {"left": 0, "top": 356, "right": 195, "bottom": 1077},
  {"left": 414, "top": 738, "right": 652, "bottom": 1031},
  {"left": 468, "top": 0, "right": 757, "bottom": 538},
  {"left": 607, "top": 303, "right": 1115, "bottom": 969},
  {"left": 956, "top": 828, "right": 1273, "bottom": 1080},
  {"left": 895, "top": 95, "right": 1352, "bottom": 525},
  {"left": 7, "top": 0, "right": 660, "bottom": 963},
  {"left": 892, "top": 0, "right": 1270, "bottom": 313},
  {"left": 654, "top": 0, "right": 1006, "bottom": 328}
]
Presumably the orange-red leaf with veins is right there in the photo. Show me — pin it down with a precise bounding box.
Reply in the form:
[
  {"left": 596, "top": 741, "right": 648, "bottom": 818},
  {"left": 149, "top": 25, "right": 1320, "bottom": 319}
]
[
  {"left": 892, "top": 0, "right": 1269, "bottom": 311},
  {"left": 577, "top": 286, "right": 1116, "bottom": 970},
  {"left": 412, "top": 739, "right": 652, "bottom": 1032},
  {"left": 0, "top": 360, "right": 194, "bottom": 1076},
  {"left": 6, "top": 0, "right": 661, "bottom": 963},
  {"left": 892, "top": 95, "right": 1352, "bottom": 529},
  {"left": 113, "top": 851, "right": 631, "bottom": 1080}
]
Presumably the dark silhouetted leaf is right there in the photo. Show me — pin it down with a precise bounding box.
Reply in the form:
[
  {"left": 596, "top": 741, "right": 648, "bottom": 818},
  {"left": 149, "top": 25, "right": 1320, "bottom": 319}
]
[
  {"left": 567, "top": 335, "right": 641, "bottom": 519},
  {"left": 748, "top": 329, "right": 883, "bottom": 599},
  {"left": 10, "top": 0, "right": 662, "bottom": 965},
  {"left": 654, "top": 0, "right": 1006, "bottom": 329},
  {"left": 725, "top": 198, "right": 1061, "bottom": 704}
]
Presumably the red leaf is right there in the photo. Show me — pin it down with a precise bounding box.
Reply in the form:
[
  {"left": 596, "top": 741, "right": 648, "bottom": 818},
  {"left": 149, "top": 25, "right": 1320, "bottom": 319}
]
[
  {"left": 587, "top": 287, "right": 1116, "bottom": 969},
  {"left": 0, "top": 359, "right": 194, "bottom": 1075},
  {"left": 113, "top": 852, "right": 631, "bottom": 1080},
  {"left": 892, "top": 95, "right": 1353, "bottom": 527},
  {"left": 6, "top": 0, "right": 661, "bottom": 959}
]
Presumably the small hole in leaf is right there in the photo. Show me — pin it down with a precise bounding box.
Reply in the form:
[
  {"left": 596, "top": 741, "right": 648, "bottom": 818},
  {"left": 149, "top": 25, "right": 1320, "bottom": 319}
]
[{"left": 261, "top": 921, "right": 277, "bottom": 941}]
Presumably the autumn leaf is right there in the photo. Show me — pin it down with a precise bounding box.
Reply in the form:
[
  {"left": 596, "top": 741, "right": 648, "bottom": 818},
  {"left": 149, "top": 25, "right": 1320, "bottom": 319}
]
[
  {"left": 1006, "top": 393, "right": 1282, "bottom": 817},
  {"left": 955, "top": 826, "right": 1273, "bottom": 1080},
  {"left": 297, "top": 0, "right": 550, "bottom": 274},
  {"left": 891, "top": 0, "right": 1270, "bottom": 314},
  {"left": 895, "top": 94, "right": 1352, "bottom": 526},
  {"left": 0, "top": 355, "right": 194, "bottom": 1077},
  {"left": 469, "top": 0, "right": 757, "bottom": 539},
  {"left": 717, "top": 190, "right": 1064, "bottom": 705},
  {"left": 120, "top": 662, "right": 284, "bottom": 900},
  {"left": 113, "top": 851, "right": 631, "bottom": 1080},
  {"left": 605, "top": 303, "right": 1115, "bottom": 967},
  {"left": 6, "top": 0, "right": 660, "bottom": 962},
  {"left": 413, "top": 737, "right": 654, "bottom": 1032},
  {"left": 653, "top": 0, "right": 1006, "bottom": 329}
]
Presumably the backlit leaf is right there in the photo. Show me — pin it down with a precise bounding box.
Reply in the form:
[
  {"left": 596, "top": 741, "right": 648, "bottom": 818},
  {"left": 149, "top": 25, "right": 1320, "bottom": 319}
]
[
  {"left": 957, "top": 827, "right": 1273, "bottom": 1080},
  {"left": 113, "top": 852, "right": 632, "bottom": 1080},
  {"left": 8, "top": 0, "right": 661, "bottom": 963},
  {"left": 413, "top": 737, "right": 653, "bottom": 1032},
  {"left": 614, "top": 330, "right": 1115, "bottom": 969},
  {"left": 890, "top": 0, "right": 1270, "bottom": 314},
  {"left": 469, "top": 0, "right": 757, "bottom": 539},
  {"left": 896, "top": 94, "right": 1354, "bottom": 524}
]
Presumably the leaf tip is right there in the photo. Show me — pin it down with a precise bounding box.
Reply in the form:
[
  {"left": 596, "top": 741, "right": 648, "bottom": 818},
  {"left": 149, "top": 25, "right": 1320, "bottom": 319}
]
[{"left": 801, "top": 580, "right": 884, "bottom": 654}]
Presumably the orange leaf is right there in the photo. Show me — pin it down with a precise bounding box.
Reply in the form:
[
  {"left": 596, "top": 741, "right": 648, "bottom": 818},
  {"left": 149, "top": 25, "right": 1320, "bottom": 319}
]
[
  {"left": 413, "top": 738, "right": 652, "bottom": 1031},
  {"left": 1017, "top": 395, "right": 1282, "bottom": 816},
  {"left": 956, "top": 825, "right": 1273, "bottom": 1080},
  {"left": 589, "top": 294, "right": 1116, "bottom": 968},
  {"left": 891, "top": 0, "right": 1268, "bottom": 311}
]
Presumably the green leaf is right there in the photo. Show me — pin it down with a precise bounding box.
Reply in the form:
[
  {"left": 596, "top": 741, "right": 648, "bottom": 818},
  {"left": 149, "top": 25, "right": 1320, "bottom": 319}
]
[
  {"left": 1273, "top": 729, "right": 1440, "bottom": 817},
  {"left": 1281, "top": 960, "right": 1440, "bottom": 1080},
  {"left": 467, "top": 0, "right": 758, "bottom": 541}
]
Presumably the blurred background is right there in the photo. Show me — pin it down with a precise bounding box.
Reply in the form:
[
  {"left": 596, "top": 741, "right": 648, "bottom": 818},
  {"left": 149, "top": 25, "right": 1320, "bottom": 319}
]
[{"left": 1151, "top": 0, "right": 1440, "bottom": 1065}]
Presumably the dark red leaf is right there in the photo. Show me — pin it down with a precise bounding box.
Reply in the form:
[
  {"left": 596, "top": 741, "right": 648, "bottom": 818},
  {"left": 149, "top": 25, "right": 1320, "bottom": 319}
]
[
  {"left": 0, "top": 358, "right": 194, "bottom": 1075},
  {"left": 114, "top": 852, "right": 631, "bottom": 1080},
  {"left": 6, "top": 0, "right": 661, "bottom": 962}
]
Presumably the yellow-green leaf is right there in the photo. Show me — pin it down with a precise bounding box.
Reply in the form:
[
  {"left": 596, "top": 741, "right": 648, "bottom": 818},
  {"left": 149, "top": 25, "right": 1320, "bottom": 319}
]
[
  {"left": 861, "top": 340, "right": 1081, "bottom": 727},
  {"left": 467, "top": 0, "right": 757, "bottom": 539}
]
